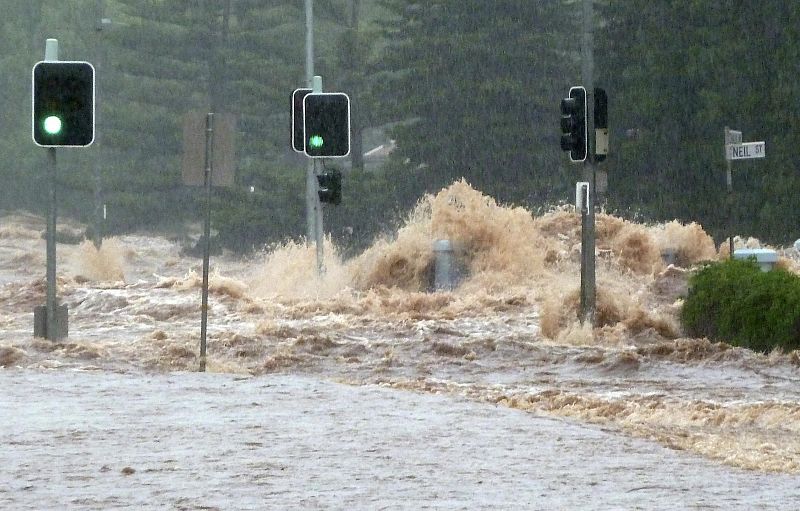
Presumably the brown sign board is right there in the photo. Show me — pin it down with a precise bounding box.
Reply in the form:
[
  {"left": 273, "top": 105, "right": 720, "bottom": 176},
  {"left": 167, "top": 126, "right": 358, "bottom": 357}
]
[{"left": 181, "top": 111, "right": 236, "bottom": 187}]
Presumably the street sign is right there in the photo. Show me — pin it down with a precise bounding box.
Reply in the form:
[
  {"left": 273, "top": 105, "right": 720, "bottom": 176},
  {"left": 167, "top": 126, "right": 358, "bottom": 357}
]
[
  {"left": 725, "top": 129, "right": 742, "bottom": 145},
  {"left": 181, "top": 111, "right": 236, "bottom": 186},
  {"left": 726, "top": 141, "right": 765, "bottom": 160},
  {"left": 575, "top": 181, "right": 589, "bottom": 211}
]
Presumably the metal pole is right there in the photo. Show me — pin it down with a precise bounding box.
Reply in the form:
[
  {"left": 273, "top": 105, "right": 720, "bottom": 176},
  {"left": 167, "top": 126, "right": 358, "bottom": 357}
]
[
  {"left": 44, "top": 39, "right": 59, "bottom": 341},
  {"left": 312, "top": 75, "right": 325, "bottom": 275},
  {"left": 580, "top": 0, "right": 596, "bottom": 325},
  {"left": 724, "top": 127, "right": 734, "bottom": 258},
  {"left": 313, "top": 160, "right": 325, "bottom": 274},
  {"left": 305, "top": 0, "right": 316, "bottom": 243},
  {"left": 579, "top": 184, "right": 589, "bottom": 315},
  {"left": 46, "top": 147, "right": 58, "bottom": 340},
  {"left": 92, "top": 0, "right": 106, "bottom": 249},
  {"left": 199, "top": 112, "right": 214, "bottom": 372}
]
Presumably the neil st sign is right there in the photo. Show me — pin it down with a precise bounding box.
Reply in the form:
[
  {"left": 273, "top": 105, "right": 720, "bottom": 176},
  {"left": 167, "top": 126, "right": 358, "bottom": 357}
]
[{"left": 726, "top": 141, "right": 765, "bottom": 160}]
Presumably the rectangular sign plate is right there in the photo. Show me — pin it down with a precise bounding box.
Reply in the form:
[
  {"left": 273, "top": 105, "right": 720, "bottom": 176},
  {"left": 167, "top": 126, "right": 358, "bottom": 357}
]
[{"left": 726, "top": 141, "right": 765, "bottom": 160}]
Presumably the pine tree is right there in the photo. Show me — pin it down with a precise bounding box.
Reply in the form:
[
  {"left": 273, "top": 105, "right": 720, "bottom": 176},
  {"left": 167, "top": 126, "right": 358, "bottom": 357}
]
[{"left": 373, "top": 0, "right": 577, "bottom": 207}]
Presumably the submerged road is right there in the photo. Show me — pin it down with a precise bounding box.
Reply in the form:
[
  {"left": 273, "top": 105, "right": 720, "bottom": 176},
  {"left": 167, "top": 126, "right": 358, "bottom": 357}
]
[{"left": 1, "top": 369, "right": 798, "bottom": 510}]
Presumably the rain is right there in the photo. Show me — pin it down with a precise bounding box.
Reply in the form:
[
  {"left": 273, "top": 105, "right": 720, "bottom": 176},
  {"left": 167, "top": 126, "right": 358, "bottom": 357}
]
[{"left": 2, "top": 1, "right": 800, "bottom": 509}]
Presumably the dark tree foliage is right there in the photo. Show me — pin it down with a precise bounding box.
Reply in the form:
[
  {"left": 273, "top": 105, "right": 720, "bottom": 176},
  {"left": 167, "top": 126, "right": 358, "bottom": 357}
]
[
  {"left": 4, "top": 1, "right": 800, "bottom": 254},
  {"left": 372, "top": 0, "right": 577, "bottom": 208},
  {"left": 598, "top": 0, "right": 800, "bottom": 245},
  {"left": 101, "top": 0, "right": 305, "bottom": 236}
]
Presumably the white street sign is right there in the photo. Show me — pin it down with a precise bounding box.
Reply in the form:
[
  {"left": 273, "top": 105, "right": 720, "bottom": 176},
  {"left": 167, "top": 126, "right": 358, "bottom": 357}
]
[
  {"left": 575, "top": 181, "right": 589, "bottom": 212},
  {"left": 725, "top": 129, "right": 742, "bottom": 145},
  {"left": 726, "top": 141, "right": 765, "bottom": 160}
]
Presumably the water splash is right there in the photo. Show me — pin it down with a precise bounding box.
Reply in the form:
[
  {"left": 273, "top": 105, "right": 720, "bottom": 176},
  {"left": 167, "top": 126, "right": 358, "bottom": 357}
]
[{"left": 4, "top": 181, "right": 800, "bottom": 476}]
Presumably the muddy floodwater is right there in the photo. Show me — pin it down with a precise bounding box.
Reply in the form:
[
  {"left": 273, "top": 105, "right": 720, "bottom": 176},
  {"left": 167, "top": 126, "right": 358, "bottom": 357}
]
[{"left": 2, "top": 182, "right": 800, "bottom": 509}]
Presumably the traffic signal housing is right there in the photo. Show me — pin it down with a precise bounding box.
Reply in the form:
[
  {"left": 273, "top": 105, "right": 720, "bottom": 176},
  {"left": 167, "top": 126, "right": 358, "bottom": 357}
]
[
  {"left": 303, "top": 92, "right": 350, "bottom": 158},
  {"left": 317, "top": 169, "right": 342, "bottom": 205},
  {"left": 594, "top": 87, "right": 608, "bottom": 162},
  {"left": 291, "top": 88, "right": 312, "bottom": 152},
  {"left": 32, "top": 61, "right": 95, "bottom": 147},
  {"left": 560, "top": 86, "right": 587, "bottom": 162}
]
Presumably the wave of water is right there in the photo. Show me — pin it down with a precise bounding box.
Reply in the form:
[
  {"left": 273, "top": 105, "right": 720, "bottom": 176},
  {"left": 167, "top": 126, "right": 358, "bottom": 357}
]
[{"left": 2, "top": 181, "right": 800, "bottom": 474}]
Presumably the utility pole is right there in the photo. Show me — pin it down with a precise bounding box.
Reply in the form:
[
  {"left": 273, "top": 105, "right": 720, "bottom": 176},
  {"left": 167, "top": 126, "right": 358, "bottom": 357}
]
[
  {"left": 580, "top": 0, "right": 596, "bottom": 324},
  {"left": 199, "top": 112, "right": 214, "bottom": 372},
  {"left": 305, "top": 0, "right": 325, "bottom": 274},
  {"left": 93, "top": 0, "right": 107, "bottom": 249},
  {"left": 348, "top": 0, "right": 363, "bottom": 171},
  {"left": 305, "top": 1, "right": 318, "bottom": 240},
  {"left": 45, "top": 39, "right": 61, "bottom": 341}
]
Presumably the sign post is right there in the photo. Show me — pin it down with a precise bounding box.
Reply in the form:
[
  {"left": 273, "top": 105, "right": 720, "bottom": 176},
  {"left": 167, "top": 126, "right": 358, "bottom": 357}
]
[
  {"left": 198, "top": 112, "right": 214, "bottom": 372},
  {"left": 723, "top": 127, "right": 765, "bottom": 257}
]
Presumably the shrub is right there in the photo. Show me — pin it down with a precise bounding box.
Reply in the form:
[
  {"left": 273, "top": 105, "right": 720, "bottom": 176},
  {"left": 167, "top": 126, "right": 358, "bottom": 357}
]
[{"left": 680, "top": 259, "right": 800, "bottom": 352}]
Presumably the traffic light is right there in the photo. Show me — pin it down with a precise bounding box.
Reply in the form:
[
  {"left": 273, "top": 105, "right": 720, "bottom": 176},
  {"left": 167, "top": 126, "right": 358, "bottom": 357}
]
[
  {"left": 560, "top": 86, "right": 587, "bottom": 162},
  {"left": 291, "top": 88, "right": 312, "bottom": 152},
  {"left": 32, "top": 61, "right": 95, "bottom": 147},
  {"left": 303, "top": 92, "right": 350, "bottom": 158},
  {"left": 317, "top": 168, "right": 342, "bottom": 205},
  {"left": 594, "top": 87, "right": 608, "bottom": 162}
]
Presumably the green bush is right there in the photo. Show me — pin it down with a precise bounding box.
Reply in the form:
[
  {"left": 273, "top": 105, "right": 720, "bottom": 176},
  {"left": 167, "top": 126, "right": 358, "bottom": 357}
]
[{"left": 681, "top": 259, "right": 800, "bottom": 352}]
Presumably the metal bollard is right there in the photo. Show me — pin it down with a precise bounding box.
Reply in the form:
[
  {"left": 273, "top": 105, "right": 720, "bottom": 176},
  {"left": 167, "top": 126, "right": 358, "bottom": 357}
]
[{"left": 433, "top": 239, "right": 460, "bottom": 291}]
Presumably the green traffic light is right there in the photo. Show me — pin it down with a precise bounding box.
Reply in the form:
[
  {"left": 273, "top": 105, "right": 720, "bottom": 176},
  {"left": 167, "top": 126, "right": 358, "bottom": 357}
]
[
  {"left": 309, "top": 135, "right": 324, "bottom": 148},
  {"left": 43, "top": 115, "right": 63, "bottom": 135}
]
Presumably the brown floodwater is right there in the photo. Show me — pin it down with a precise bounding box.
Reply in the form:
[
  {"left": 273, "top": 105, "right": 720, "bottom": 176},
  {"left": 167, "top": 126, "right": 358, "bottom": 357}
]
[{"left": 2, "top": 181, "right": 800, "bottom": 479}]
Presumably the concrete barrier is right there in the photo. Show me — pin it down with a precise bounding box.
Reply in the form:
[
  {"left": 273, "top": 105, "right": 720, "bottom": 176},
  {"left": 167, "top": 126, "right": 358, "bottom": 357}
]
[{"left": 733, "top": 248, "right": 778, "bottom": 272}]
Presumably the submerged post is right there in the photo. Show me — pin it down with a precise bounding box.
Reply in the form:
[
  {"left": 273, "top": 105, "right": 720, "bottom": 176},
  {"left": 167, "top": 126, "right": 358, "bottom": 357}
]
[
  {"left": 724, "top": 126, "right": 735, "bottom": 258},
  {"left": 312, "top": 75, "right": 325, "bottom": 275},
  {"left": 304, "top": 0, "right": 316, "bottom": 243},
  {"left": 433, "top": 240, "right": 462, "bottom": 291},
  {"left": 46, "top": 147, "right": 58, "bottom": 340},
  {"left": 199, "top": 112, "right": 214, "bottom": 372},
  {"left": 580, "top": 0, "right": 596, "bottom": 325},
  {"left": 45, "top": 39, "right": 60, "bottom": 340}
]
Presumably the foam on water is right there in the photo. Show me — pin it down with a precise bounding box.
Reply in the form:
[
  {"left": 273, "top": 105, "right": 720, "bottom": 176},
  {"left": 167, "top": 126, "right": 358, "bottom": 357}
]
[
  {"left": 3, "top": 181, "right": 800, "bottom": 475},
  {"left": 71, "top": 239, "right": 126, "bottom": 283}
]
